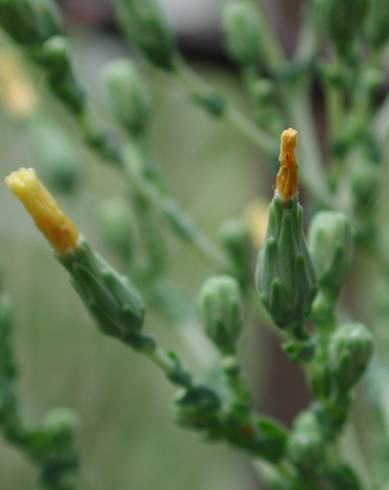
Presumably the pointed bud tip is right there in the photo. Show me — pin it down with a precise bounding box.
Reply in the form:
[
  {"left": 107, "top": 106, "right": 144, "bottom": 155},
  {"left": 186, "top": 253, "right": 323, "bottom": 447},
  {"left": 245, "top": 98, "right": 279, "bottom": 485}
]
[
  {"left": 5, "top": 167, "right": 79, "bottom": 254},
  {"left": 276, "top": 128, "right": 299, "bottom": 201}
]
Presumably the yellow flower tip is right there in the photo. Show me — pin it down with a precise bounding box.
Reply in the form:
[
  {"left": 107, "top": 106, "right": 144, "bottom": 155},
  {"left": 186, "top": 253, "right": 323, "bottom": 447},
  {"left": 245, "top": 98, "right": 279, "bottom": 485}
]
[
  {"left": 5, "top": 168, "right": 79, "bottom": 255},
  {"left": 276, "top": 127, "right": 299, "bottom": 201}
]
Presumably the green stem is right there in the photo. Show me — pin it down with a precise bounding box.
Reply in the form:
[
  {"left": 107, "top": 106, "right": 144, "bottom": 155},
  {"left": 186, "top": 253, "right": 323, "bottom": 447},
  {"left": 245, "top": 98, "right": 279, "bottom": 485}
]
[
  {"left": 173, "top": 59, "right": 278, "bottom": 159},
  {"left": 122, "top": 142, "right": 230, "bottom": 270},
  {"left": 77, "top": 110, "right": 230, "bottom": 271}
]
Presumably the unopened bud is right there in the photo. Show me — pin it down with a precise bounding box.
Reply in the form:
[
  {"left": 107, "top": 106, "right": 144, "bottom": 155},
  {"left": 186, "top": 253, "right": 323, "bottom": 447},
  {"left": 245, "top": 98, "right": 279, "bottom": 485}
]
[
  {"left": 104, "top": 59, "right": 150, "bottom": 136},
  {"left": 98, "top": 198, "right": 133, "bottom": 259},
  {"left": 40, "top": 36, "right": 85, "bottom": 114},
  {"left": 318, "top": 0, "right": 369, "bottom": 57},
  {"left": 116, "top": 0, "right": 176, "bottom": 70},
  {"left": 198, "top": 276, "right": 243, "bottom": 354},
  {"left": 288, "top": 411, "right": 323, "bottom": 473},
  {"left": 308, "top": 211, "right": 353, "bottom": 299},
  {"left": 42, "top": 408, "right": 79, "bottom": 440},
  {"left": 329, "top": 323, "right": 374, "bottom": 390},
  {"left": 367, "top": 0, "right": 389, "bottom": 48},
  {"left": 223, "top": 2, "right": 263, "bottom": 66},
  {"left": 175, "top": 385, "right": 221, "bottom": 431}
]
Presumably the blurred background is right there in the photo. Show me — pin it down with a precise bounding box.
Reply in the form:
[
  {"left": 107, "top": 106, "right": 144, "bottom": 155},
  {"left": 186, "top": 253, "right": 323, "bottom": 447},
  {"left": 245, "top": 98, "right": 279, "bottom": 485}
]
[{"left": 0, "top": 0, "right": 383, "bottom": 488}]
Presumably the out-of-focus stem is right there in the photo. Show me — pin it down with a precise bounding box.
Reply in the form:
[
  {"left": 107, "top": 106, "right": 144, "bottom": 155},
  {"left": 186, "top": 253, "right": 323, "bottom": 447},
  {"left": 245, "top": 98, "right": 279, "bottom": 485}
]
[{"left": 173, "top": 59, "right": 278, "bottom": 159}]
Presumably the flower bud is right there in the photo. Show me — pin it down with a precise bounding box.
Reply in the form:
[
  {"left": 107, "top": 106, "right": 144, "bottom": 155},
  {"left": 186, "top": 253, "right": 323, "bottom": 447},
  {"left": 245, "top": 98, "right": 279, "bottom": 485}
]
[
  {"left": 59, "top": 240, "right": 146, "bottom": 346},
  {"left": 318, "top": 0, "right": 369, "bottom": 57},
  {"left": 175, "top": 385, "right": 221, "bottom": 431},
  {"left": 367, "top": 0, "right": 389, "bottom": 48},
  {"left": 287, "top": 411, "right": 324, "bottom": 473},
  {"left": 98, "top": 198, "right": 133, "bottom": 259},
  {"left": 26, "top": 118, "right": 81, "bottom": 194},
  {"left": 26, "top": 408, "right": 79, "bottom": 482},
  {"left": 308, "top": 211, "right": 353, "bottom": 299},
  {"left": 222, "top": 2, "right": 263, "bottom": 66},
  {"left": 41, "top": 408, "right": 79, "bottom": 441},
  {"left": 0, "top": 0, "right": 61, "bottom": 47},
  {"left": 115, "top": 0, "right": 176, "bottom": 70},
  {"left": 256, "top": 197, "right": 317, "bottom": 330},
  {"left": 329, "top": 323, "right": 374, "bottom": 390},
  {"left": 198, "top": 276, "right": 243, "bottom": 354},
  {"left": 350, "top": 161, "right": 379, "bottom": 207},
  {"left": 103, "top": 59, "right": 150, "bottom": 136},
  {"left": 40, "top": 36, "right": 85, "bottom": 114},
  {"left": 256, "top": 129, "right": 317, "bottom": 331},
  {"left": 5, "top": 168, "right": 146, "bottom": 348}
]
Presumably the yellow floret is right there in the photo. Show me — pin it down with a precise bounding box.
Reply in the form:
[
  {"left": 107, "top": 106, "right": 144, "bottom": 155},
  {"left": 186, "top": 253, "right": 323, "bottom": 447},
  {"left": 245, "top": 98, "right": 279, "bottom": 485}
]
[
  {"left": 276, "top": 128, "right": 299, "bottom": 201},
  {"left": 5, "top": 168, "right": 79, "bottom": 254}
]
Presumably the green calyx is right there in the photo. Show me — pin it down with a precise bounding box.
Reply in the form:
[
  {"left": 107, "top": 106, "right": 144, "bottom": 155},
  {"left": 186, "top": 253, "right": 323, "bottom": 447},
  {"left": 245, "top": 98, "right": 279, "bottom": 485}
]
[
  {"left": 222, "top": 2, "right": 263, "bottom": 66},
  {"left": 103, "top": 59, "right": 150, "bottom": 136},
  {"left": 175, "top": 385, "right": 222, "bottom": 432},
  {"left": 0, "top": 0, "right": 61, "bottom": 47},
  {"left": 308, "top": 211, "right": 353, "bottom": 300},
  {"left": 115, "top": 0, "right": 176, "bottom": 70},
  {"left": 59, "top": 240, "right": 146, "bottom": 348},
  {"left": 287, "top": 410, "right": 324, "bottom": 474},
  {"left": 256, "top": 196, "right": 317, "bottom": 330},
  {"left": 198, "top": 276, "right": 243, "bottom": 354},
  {"left": 329, "top": 322, "right": 374, "bottom": 390}
]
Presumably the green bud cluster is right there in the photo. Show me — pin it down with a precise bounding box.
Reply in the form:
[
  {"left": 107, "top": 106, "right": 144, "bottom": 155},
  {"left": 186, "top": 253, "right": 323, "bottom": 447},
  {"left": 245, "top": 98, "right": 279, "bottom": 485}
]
[
  {"left": 0, "top": 0, "right": 61, "bottom": 47},
  {"left": 329, "top": 323, "right": 374, "bottom": 390},
  {"left": 59, "top": 240, "right": 147, "bottom": 348},
  {"left": 104, "top": 59, "right": 150, "bottom": 136},
  {"left": 198, "top": 276, "right": 243, "bottom": 354},
  {"left": 116, "top": 0, "right": 176, "bottom": 70},
  {"left": 256, "top": 196, "right": 317, "bottom": 331},
  {"left": 222, "top": 2, "right": 263, "bottom": 66},
  {"left": 308, "top": 211, "right": 353, "bottom": 300}
]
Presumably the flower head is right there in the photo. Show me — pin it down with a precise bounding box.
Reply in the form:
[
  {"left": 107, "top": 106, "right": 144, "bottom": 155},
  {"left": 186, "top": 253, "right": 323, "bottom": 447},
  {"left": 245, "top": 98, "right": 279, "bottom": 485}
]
[
  {"left": 5, "top": 168, "right": 79, "bottom": 254},
  {"left": 276, "top": 128, "right": 299, "bottom": 201}
]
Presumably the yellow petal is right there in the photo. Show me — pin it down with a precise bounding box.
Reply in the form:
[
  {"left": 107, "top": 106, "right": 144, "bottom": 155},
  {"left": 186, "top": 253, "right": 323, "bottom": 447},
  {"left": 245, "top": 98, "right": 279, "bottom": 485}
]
[
  {"left": 5, "top": 168, "right": 79, "bottom": 254},
  {"left": 276, "top": 128, "right": 299, "bottom": 201}
]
